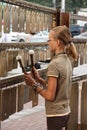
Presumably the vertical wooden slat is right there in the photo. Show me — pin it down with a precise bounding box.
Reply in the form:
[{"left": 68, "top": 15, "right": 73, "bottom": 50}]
[
  {"left": 28, "top": 86, "right": 33, "bottom": 102},
  {"left": 68, "top": 83, "right": 78, "bottom": 130},
  {"left": 42, "top": 13, "right": 45, "bottom": 30},
  {"left": 31, "top": 11, "right": 35, "bottom": 33},
  {"left": 12, "top": 6, "right": 18, "bottom": 32},
  {"left": 45, "top": 14, "right": 48, "bottom": 29},
  {"left": 43, "top": 13, "right": 45, "bottom": 30},
  {"left": 46, "top": 14, "right": 49, "bottom": 30},
  {"left": 37, "top": 12, "right": 40, "bottom": 31},
  {"left": 32, "top": 90, "right": 38, "bottom": 107},
  {"left": 10, "top": 87, "right": 17, "bottom": 115},
  {"left": 36, "top": 12, "right": 39, "bottom": 32},
  {"left": 0, "top": 86, "right": 17, "bottom": 121},
  {"left": 24, "top": 85, "right": 30, "bottom": 103},
  {"left": 39, "top": 12, "right": 42, "bottom": 31},
  {"left": 0, "top": 89, "right": 2, "bottom": 121},
  {"left": 48, "top": 14, "right": 52, "bottom": 30},
  {"left": 34, "top": 49, "right": 39, "bottom": 63},
  {"left": 0, "top": 51, "right": 7, "bottom": 77},
  {"left": 26, "top": 10, "right": 31, "bottom": 33},
  {"left": 46, "top": 48, "right": 51, "bottom": 60},
  {"left": 13, "top": 50, "right": 18, "bottom": 69},
  {"left": 39, "top": 49, "right": 46, "bottom": 62},
  {"left": 17, "top": 84, "right": 24, "bottom": 112},
  {"left": 85, "top": 43, "right": 87, "bottom": 63},
  {"left": 7, "top": 50, "right": 13, "bottom": 71},
  {"left": 24, "top": 50, "right": 29, "bottom": 68},
  {"left": 4, "top": 5, "right": 10, "bottom": 33},
  {"left": 30, "top": 11, "right": 35, "bottom": 33},
  {"left": 40, "top": 12, "right": 43, "bottom": 31},
  {"left": 29, "top": 10, "right": 32, "bottom": 33},
  {"left": 34, "top": 11, "right": 37, "bottom": 32},
  {"left": 80, "top": 44, "right": 85, "bottom": 65},
  {"left": 1, "top": 88, "right": 11, "bottom": 121},
  {"left": 81, "top": 82, "right": 87, "bottom": 130},
  {"left": 0, "top": 5, "right": 2, "bottom": 32},
  {"left": 19, "top": 8, "right": 25, "bottom": 32}
]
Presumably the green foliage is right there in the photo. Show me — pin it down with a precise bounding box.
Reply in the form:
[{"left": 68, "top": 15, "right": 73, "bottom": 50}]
[
  {"left": 25, "top": 0, "right": 53, "bottom": 7},
  {"left": 25, "top": 0, "right": 87, "bottom": 12}
]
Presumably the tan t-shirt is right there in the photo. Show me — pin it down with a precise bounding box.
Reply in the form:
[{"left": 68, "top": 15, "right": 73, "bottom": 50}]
[{"left": 45, "top": 53, "right": 72, "bottom": 116}]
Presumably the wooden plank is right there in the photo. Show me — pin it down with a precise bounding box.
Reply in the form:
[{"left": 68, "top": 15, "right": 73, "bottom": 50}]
[
  {"left": 0, "top": 5, "right": 2, "bottom": 32},
  {"left": 0, "top": 51, "right": 7, "bottom": 77},
  {"left": 26, "top": 10, "right": 31, "bottom": 33},
  {"left": 1, "top": 88, "right": 11, "bottom": 121},
  {"left": 68, "top": 83, "right": 78, "bottom": 130},
  {"left": 19, "top": 8, "right": 25, "bottom": 32},
  {"left": 23, "top": 85, "right": 31, "bottom": 103},
  {"left": 12, "top": 7, "right": 18, "bottom": 32},
  {"left": 7, "top": 50, "right": 14, "bottom": 71},
  {"left": 70, "top": 14, "right": 87, "bottom": 21},
  {"left": 2, "top": 0, "right": 56, "bottom": 14},
  {"left": 0, "top": 90, "right": 2, "bottom": 121},
  {"left": 10, "top": 87, "right": 17, "bottom": 115},
  {"left": 28, "top": 85, "right": 33, "bottom": 102},
  {"left": 13, "top": 50, "right": 18, "bottom": 69},
  {"left": 4, "top": 5, "right": 10, "bottom": 33},
  {"left": 17, "top": 84, "right": 24, "bottom": 112},
  {"left": 81, "top": 82, "right": 87, "bottom": 130},
  {"left": 32, "top": 90, "right": 38, "bottom": 107}
]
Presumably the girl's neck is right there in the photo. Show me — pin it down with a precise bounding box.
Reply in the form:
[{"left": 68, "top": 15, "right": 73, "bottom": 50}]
[{"left": 55, "top": 49, "right": 65, "bottom": 55}]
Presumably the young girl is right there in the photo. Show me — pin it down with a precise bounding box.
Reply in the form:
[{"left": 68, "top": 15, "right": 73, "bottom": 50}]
[{"left": 24, "top": 25, "right": 78, "bottom": 130}]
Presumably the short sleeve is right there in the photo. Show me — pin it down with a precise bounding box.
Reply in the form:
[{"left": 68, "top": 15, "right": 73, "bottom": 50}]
[{"left": 47, "top": 61, "right": 60, "bottom": 78}]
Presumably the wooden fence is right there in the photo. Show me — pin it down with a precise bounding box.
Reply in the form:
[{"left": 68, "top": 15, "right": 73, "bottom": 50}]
[
  {"left": 0, "top": 0, "right": 87, "bottom": 33},
  {"left": 0, "top": 1, "right": 56, "bottom": 33}
]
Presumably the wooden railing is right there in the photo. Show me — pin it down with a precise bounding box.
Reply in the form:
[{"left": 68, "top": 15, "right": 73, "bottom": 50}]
[{"left": 0, "top": 39, "right": 87, "bottom": 121}]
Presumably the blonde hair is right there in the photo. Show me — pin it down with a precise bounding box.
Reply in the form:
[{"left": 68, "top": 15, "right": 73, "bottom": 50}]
[
  {"left": 51, "top": 25, "right": 78, "bottom": 60},
  {"left": 65, "top": 42, "right": 78, "bottom": 60}
]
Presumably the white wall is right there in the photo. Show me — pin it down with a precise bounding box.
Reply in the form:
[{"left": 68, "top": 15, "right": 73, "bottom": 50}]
[{"left": 77, "top": 11, "right": 87, "bottom": 26}]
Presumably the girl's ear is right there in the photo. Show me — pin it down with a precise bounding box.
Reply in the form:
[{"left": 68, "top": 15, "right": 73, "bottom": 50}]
[{"left": 56, "top": 39, "right": 60, "bottom": 46}]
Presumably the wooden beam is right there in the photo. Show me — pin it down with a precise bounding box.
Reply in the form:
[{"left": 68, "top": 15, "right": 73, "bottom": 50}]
[
  {"left": 1, "top": 0, "right": 56, "bottom": 14},
  {"left": 70, "top": 14, "right": 87, "bottom": 21}
]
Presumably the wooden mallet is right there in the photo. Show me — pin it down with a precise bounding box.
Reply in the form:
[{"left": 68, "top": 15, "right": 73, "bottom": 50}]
[
  {"left": 29, "top": 50, "right": 35, "bottom": 76},
  {"left": 16, "top": 55, "right": 26, "bottom": 74}
]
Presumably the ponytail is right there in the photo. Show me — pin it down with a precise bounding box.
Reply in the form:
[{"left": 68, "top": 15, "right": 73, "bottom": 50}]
[{"left": 65, "top": 42, "right": 78, "bottom": 61}]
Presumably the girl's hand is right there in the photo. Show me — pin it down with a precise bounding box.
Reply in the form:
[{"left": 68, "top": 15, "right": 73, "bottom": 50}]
[
  {"left": 24, "top": 73, "right": 36, "bottom": 86},
  {"left": 32, "top": 67, "right": 40, "bottom": 81}
]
